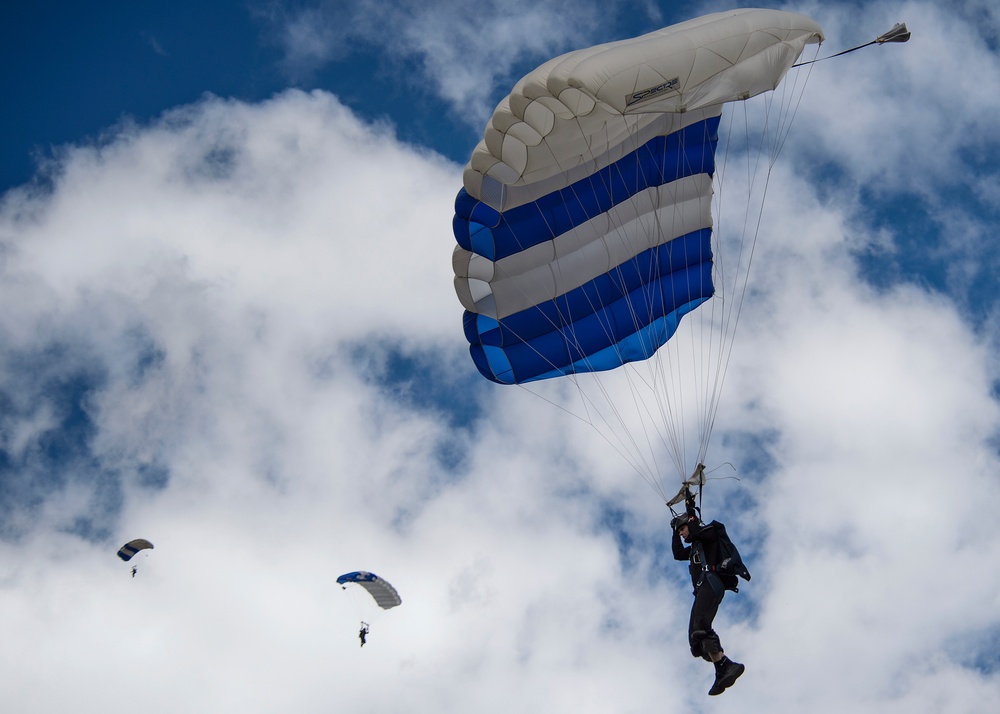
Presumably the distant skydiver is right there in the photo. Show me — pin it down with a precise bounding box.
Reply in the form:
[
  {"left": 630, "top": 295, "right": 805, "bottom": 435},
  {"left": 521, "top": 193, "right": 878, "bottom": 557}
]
[
  {"left": 358, "top": 623, "right": 369, "bottom": 647},
  {"left": 672, "top": 511, "right": 747, "bottom": 696},
  {"left": 117, "top": 539, "right": 154, "bottom": 577}
]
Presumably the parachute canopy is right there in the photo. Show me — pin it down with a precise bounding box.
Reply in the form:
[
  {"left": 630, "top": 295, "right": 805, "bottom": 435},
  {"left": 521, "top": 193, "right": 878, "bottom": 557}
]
[
  {"left": 453, "top": 8, "right": 824, "bottom": 385},
  {"left": 336, "top": 571, "right": 402, "bottom": 610},
  {"left": 117, "top": 539, "right": 154, "bottom": 561}
]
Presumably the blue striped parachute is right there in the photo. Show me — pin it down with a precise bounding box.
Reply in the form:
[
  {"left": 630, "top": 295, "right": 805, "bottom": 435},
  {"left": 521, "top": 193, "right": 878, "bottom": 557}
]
[
  {"left": 453, "top": 9, "right": 824, "bottom": 493},
  {"left": 117, "top": 538, "right": 154, "bottom": 561},
  {"left": 337, "top": 571, "right": 402, "bottom": 610}
]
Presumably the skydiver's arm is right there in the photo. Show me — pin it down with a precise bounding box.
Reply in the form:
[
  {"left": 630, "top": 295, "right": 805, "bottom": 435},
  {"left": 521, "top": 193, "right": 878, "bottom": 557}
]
[
  {"left": 672, "top": 528, "right": 691, "bottom": 561},
  {"left": 688, "top": 521, "right": 718, "bottom": 544}
]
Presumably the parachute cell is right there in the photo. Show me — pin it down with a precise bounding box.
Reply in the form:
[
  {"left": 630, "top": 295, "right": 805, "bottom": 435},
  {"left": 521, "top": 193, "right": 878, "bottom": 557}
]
[
  {"left": 336, "top": 571, "right": 402, "bottom": 610},
  {"left": 117, "top": 539, "right": 154, "bottom": 561}
]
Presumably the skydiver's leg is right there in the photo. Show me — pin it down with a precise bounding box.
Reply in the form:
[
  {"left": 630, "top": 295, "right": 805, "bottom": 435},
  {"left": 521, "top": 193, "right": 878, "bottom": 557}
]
[
  {"left": 689, "top": 580, "right": 724, "bottom": 660},
  {"left": 689, "top": 576, "right": 743, "bottom": 696}
]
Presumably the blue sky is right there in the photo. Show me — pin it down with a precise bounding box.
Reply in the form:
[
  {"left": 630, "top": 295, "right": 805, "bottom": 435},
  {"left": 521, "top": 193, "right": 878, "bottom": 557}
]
[
  {"left": 2, "top": 3, "right": 274, "bottom": 192},
  {"left": 2, "top": 1, "right": 1000, "bottom": 713},
  {"left": 1, "top": 1, "right": 670, "bottom": 192}
]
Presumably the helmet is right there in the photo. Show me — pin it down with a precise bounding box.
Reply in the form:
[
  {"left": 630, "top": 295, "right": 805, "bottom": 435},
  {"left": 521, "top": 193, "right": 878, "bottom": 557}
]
[{"left": 671, "top": 513, "right": 693, "bottom": 531}]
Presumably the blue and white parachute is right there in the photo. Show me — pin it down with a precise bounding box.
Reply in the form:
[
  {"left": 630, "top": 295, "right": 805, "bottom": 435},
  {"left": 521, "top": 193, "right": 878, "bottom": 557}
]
[
  {"left": 117, "top": 539, "right": 154, "bottom": 561},
  {"left": 336, "top": 571, "right": 402, "bottom": 610},
  {"left": 453, "top": 9, "right": 824, "bottom": 493}
]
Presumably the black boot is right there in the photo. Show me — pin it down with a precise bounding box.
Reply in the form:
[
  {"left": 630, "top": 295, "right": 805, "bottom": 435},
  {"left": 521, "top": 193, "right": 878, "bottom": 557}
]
[{"left": 708, "top": 656, "right": 745, "bottom": 696}]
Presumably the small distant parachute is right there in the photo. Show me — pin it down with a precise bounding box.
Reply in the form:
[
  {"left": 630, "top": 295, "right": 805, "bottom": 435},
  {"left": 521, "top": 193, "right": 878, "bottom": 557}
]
[
  {"left": 117, "top": 539, "right": 154, "bottom": 561},
  {"left": 336, "top": 571, "right": 402, "bottom": 610}
]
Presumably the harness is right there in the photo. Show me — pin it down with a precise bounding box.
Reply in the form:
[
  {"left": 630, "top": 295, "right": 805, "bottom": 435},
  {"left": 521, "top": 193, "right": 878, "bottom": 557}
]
[{"left": 690, "top": 539, "right": 720, "bottom": 591}]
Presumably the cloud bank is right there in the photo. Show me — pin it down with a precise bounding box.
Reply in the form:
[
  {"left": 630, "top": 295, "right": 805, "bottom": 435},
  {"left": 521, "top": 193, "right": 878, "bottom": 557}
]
[{"left": 1, "top": 2, "right": 999, "bottom": 712}]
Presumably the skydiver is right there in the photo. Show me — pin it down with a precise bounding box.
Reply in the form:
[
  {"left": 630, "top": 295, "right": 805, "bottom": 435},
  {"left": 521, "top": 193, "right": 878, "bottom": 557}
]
[
  {"left": 672, "top": 512, "right": 745, "bottom": 696},
  {"left": 358, "top": 623, "right": 369, "bottom": 647},
  {"left": 131, "top": 565, "right": 137, "bottom": 578}
]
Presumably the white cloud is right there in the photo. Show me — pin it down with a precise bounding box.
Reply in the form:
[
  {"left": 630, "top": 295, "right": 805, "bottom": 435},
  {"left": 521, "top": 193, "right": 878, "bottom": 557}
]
[
  {"left": 1, "top": 2, "right": 999, "bottom": 712},
  {"left": 789, "top": 0, "right": 1000, "bottom": 197},
  {"left": 258, "top": 0, "right": 633, "bottom": 127}
]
